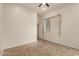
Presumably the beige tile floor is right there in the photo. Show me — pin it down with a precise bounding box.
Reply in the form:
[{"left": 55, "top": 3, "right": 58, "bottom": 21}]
[{"left": 3, "top": 39, "right": 79, "bottom": 56}]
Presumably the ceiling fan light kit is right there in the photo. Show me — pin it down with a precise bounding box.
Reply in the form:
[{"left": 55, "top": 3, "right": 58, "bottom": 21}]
[{"left": 39, "top": 3, "right": 50, "bottom": 7}]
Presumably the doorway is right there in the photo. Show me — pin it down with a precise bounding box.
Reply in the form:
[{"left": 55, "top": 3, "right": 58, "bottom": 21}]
[{"left": 38, "top": 15, "right": 61, "bottom": 42}]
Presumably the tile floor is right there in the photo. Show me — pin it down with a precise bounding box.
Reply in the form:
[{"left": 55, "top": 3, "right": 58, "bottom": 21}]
[{"left": 3, "top": 39, "right": 79, "bottom": 56}]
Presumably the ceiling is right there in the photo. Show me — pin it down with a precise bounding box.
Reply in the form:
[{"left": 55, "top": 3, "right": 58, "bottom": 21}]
[{"left": 18, "top": 3, "right": 72, "bottom": 16}]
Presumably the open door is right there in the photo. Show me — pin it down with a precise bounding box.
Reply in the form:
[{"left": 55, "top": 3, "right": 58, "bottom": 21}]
[{"left": 43, "top": 15, "right": 61, "bottom": 42}]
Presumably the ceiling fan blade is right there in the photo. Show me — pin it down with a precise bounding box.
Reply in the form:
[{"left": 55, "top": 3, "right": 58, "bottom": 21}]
[
  {"left": 39, "top": 3, "right": 42, "bottom": 7},
  {"left": 46, "top": 3, "right": 49, "bottom": 7}
]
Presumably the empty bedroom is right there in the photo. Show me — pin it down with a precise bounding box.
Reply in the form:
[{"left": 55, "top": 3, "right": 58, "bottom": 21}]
[{"left": 0, "top": 3, "right": 79, "bottom": 56}]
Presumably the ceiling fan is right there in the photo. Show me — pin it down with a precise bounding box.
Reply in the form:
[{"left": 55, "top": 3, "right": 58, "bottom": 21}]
[{"left": 38, "top": 3, "right": 50, "bottom": 7}]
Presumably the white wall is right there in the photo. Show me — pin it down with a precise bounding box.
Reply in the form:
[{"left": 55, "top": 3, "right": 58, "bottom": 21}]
[
  {"left": 3, "top": 4, "right": 37, "bottom": 49},
  {"left": 37, "top": 15, "right": 43, "bottom": 39},
  {"left": 40, "top": 4, "right": 79, "bottom": 49},
  {"left": 0, "top": 4, "right": 3, "bottom": 55}
]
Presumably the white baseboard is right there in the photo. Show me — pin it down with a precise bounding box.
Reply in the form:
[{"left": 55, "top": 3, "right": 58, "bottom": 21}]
[{"left": 4, "top": 39, "right": 37, "bottom": 50}]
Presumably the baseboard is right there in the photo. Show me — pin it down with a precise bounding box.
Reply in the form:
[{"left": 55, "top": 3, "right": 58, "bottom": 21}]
[
  {"left": 38, "top": 38, "right": 79, "bottom": 51},
  {"left": 4, "top": 39, "right": 37, "bottom": 50}
]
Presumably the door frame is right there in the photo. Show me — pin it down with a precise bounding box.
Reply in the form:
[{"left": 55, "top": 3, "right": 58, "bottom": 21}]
[{"left": 42, "top": 14, "right": 61, "bottom": 39}]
